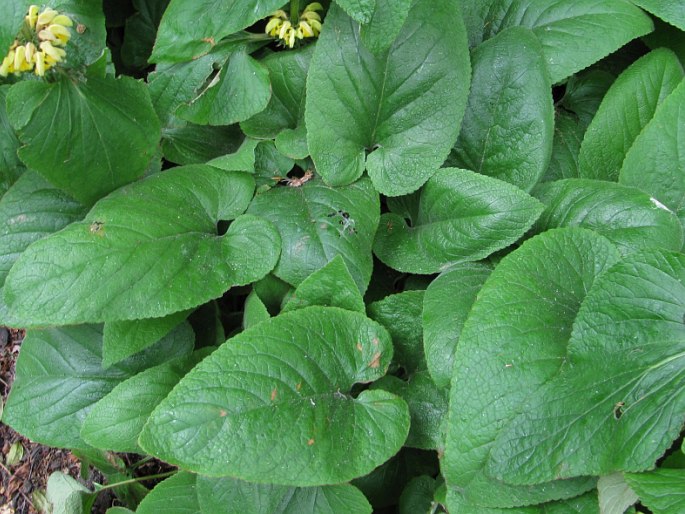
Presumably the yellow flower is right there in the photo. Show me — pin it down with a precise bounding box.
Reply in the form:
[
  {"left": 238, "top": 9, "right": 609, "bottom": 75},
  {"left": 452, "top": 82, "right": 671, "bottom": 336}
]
[
  {"left": 26, "top": 5, "right": 39, "bottom": 29},
  {"left": 52, "top": 15, "right": 74, "bottom": 28},
  {"left": 40, "top": 41, "right": 65, "bottom": 62},
  {"left": 34, "top": 51, "right": 46, "bottom": 76},
  {"left": 264, "top": 2, "right": 324, "bottom": 49},
  {"left": 36, "top": 7, "right": 59, "bottom": 29},
  {"left": 46, "top": 24, "right": 71, "bottom": 45}
]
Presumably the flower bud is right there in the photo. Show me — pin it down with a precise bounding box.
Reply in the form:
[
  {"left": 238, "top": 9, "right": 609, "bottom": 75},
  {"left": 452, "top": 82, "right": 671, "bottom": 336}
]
[
  {"left": 40, "top": 41, "right": 66, "bottom": 62},
  {"left": 26, "top": 5, "right": 39, "bottom": 29},
  {"left": 34, "top": 51, "right": 45, "bottom": 76},
  {"left": 37, "top": 7, "right": 59, "bottom": 29}
]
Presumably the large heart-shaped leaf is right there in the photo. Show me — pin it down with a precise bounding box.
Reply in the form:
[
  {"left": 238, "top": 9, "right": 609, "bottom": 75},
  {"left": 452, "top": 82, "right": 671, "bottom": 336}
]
[
  {"left": 579, "top": 49, "right": 683, "bottom": 181},
  {"left": 444, "top": 228, "right": 618, "bottom": 508},
  {"left": 4, "top": 165, "right": 280, "bottom": 325},
  {"left": 359, "top": 0, "right": 411, "bottom": 54},
  {"left": 373, "top": 168, "right": 544, "bottom": 274},
  {"left": 487, "top": 249, "right": 685, "bottom": 484},
  {"left": 247, "top": 176, "right": 379, "bottom": 293},
  {"left": 306, "top": 0, "right": 470, "bottom": 196},
  {"left": 532, "top": 179, "right": 684, "bottom": 255},
  {"left": 2, "top": 325, "right": 193, "bottom": 449},
  {"left": 620, "top": 78, "right": 685, "bottom": 238},
  {"left": 449, "top": 27, "right": 553, "bottom": 191},
  {"left": 6, "top": 76, "right": 161, "bottom": 206},
  {"left": 150, "top": 0, "right": 286, "bottom": 62},
  {"left": 140, "top": 306, "right": 409, "bottom": 485},
  {"left": 422, "top": 263, "right": 491, "bottom": 388},
  {"left": 463, "top": 0, "right": 653, "bottom": 83},
  {"left": 81, "top": 349, "right": 208, "bottom": 453}
]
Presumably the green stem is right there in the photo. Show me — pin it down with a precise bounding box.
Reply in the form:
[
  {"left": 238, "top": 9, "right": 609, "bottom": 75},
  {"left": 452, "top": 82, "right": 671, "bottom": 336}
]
[
  {"left": 96, "top": 470, "right": 176, "bottom": 492},
  {"left": 290, "top": 0, "right": 300, "bottom": 23},
  {"left": 128, "top": 455, "right": 154, "bottom": 470}
]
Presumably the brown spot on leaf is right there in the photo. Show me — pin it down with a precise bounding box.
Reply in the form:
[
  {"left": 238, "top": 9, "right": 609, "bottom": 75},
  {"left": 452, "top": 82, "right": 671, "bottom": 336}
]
[
  {"left": 202, "top": 37, "right": 216, "bottom": 45},
  {"left": 76, "top": 23, "right": 86, "bottom": 34},
  {"left": 356, "top": 342, "right": 363, "bottom": 352},
  {"left": 271, "top": 388, "right": 277, "bottom": 401},
  {"left": 372, "top": 337, "right": 379, "bottom": 346},
  {"left": 307, "top": 438, "right": 315, "bottom": 446},
  {"left": 219, "top": 409, "right": 227, "bottom": 417},
  {"left": 613, "top": 401, "right": 625, "bottom": 420},
  {"left": 296, "top": 382, "right": 302, "bottom": 391},
  {"left": 368, "top": 352, "right": 381, "bottom": 368},
  {"left": 89, "top": 221, "right": 105, "bottom": 236}
]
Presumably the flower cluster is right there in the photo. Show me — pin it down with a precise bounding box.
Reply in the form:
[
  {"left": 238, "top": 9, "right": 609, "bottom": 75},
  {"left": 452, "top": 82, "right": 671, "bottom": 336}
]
[
  {"left": 0, "top": 5, "right": 73, "bottom": 78},
  {"left": 265, "top": 2, "right": 323, "bottom": 48}
]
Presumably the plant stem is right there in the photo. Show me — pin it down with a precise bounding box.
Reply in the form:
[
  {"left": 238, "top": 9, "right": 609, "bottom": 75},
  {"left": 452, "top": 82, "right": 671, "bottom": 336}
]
[
  {"left": 128, "top": 455, "right": 154, "bottom": 470},
  {"left": 96, "top": 470, "right": 176, "bottom": 492},
  {"left": 290, "top": 0, "right": 300, "bottom": 23}
]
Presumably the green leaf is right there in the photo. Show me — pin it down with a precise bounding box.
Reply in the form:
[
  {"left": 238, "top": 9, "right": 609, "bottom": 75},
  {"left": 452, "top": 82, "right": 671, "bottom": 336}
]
[
  {"left": 488, "top": 249, "right": 685, "bottom": 484},
  {"left": 0, "top": 170, "right": 86, "bottom": 324},
  {"left": 532, "top": 179, "right": 684, "bottom": 255},
  {"left": 372, "top": 372, "right": 447, "bottom": 450},
  {"left": 450, "top": 27, "right": 553, "bottom": 191},
  {"left": 197, "top": 476, "right": 372, "bottom": 514},
  {"left": 631, "top": 0, "right": 685, "bottom": 31},
  {"left": 359, "top": 0, "right": 411, "bottom": 54},
  {"left": 470, "top": 0, "right": 654, "bottom": 84},
  {"left": 398, "top": 475, "right": 437, "bottom": 514},
  {"left": 162, "top": 124, "right": 244, "bottom": 165},
  {"left": 624, "top": 468, "right": 685, "bottom": 514},
  {"left": 597, "top": 473, "right": 639, "bottom": 514},
  {"left": 306, "top": 0, "right": 471, "bottom": 196},
  {"left": 0, "top": 85, "right": 23, "bottom": 197},
  {"left": 243, "top": 290, "right": 271, "bottom": 328},
  {"left": 643, "top": 18, "right": 685, "bottom": 68},
  {"left": 140, "top": 306, "right": 409, "bottom": 485},
  {"left": 81, "top": 349, "right": 208, "bottom": 453},
  {"left": 373, "top": 168, "right": 544, "bottom": 274},
  {"left": 2, "top": 324, "right": 193, "bottom": 448},
  {"left": 282, "top": 255, "right": 365, "bottom": 313},
  {"left": 540, "top": 111, "right": 583, "bottom": 182},
  {"left": 150, "top": 0, "right": 285, "bottom": 62},
  {"left": 247, "top": 176, "right": 379, "bottom": 293},
  {"left": 102, "top": 313, "right": 193, "bottom": 369},
  {"left": 334, "top": 0, "right": 375, "bottom": 24},
  {"left": 275, "top": 124, "right": 309, "bottom": 159},
  {"left": 208, "top": 138, "right": 260, "bottom": 172},
  {"left": 136, "top": 472, "right": 200, "bottom": 514},
  {"left": 46, "top": 472, "right": 95, "bottom": 514},
  {"left": 444, "top": 228, "right": 619, "bottom": 508},
  {"left": 4, "top": 166, "right": 280, "bottom": 325},
  {"left": 241, "top": 45, "right": 313, "bottom": 139},
  {"left": 579, "top": 49, "right": 684, "bottom": 181},
  {"left": 176, "top": 51, "right": 271, "bottom": 126},
  {"left": 368, "top": 290, "right": 426, "bottom": 373},
  {"left": 7, "top": 76, "right": 161, "bottom": 206},
  {"left": 620, "top": 78, "right": 685, "bottom": 238},
  {"left": 422, "top": 263, "right": 491, "bottom": 388}
]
